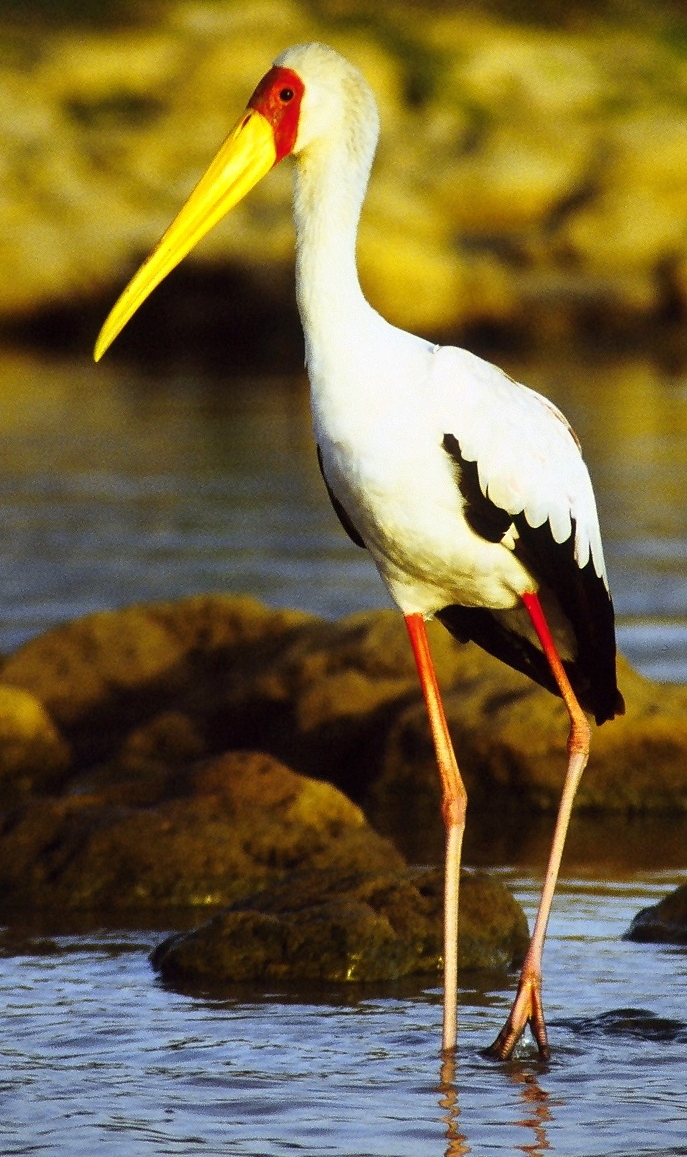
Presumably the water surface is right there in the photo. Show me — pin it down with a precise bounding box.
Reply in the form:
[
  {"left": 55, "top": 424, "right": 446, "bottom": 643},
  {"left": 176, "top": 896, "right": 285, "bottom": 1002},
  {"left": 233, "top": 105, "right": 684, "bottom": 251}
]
[
  {"left": 1, "top": 346, "right": 687, "bottom": 1154},
  {"left": 1, "top": 347, "right": 687, "bottom": 679},
  {"left": 2, "top": 873, "right": 686, "bottom": 1156}
]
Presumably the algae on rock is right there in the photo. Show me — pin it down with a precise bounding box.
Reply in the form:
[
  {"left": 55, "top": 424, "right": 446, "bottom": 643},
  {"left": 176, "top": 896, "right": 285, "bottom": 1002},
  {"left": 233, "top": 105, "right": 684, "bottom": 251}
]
[{"left": 151, "top": 866, "right": 530, "bottom": 986}]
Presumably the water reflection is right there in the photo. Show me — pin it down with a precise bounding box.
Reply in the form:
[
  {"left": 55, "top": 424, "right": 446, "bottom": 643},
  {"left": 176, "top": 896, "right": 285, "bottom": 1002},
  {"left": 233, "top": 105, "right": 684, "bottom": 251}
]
[
  {"left": 437, "top": 1038, "right": 557, "bottom": 1157},
  {"left": 438, "top": 1053, "right": 470, "bottom": 1157},
  {"left": 510, "top": 1067, "right": 553, "bottom": 1157},
  {"left": 1, "top": 874, "right": 686, "bottom": 1155},
  {"left": 0, "top": 346, "right": 686, "bottom": 683}
]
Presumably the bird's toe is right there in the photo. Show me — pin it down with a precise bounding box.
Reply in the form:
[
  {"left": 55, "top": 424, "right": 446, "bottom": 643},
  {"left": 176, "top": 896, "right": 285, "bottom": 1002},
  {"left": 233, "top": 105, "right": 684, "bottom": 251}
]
[{"left": 486, "top": 975, "right": 550, "bottom": 1061}]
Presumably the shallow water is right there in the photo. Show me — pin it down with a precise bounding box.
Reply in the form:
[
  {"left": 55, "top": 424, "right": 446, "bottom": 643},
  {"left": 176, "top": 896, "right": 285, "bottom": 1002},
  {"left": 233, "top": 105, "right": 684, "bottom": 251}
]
[
  {"left": 2, "top": 873, "right": 686, "bottom": 1156},
  {"left": 0, "top": 347, "right": 687, "bottom": 679},
  {"left": 1, "top": 345, "right": 687, "bottom": 1154}
]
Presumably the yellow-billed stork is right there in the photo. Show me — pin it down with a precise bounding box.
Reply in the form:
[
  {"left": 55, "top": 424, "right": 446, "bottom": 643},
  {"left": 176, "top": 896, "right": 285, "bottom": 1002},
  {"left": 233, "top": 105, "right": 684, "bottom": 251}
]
[{"left": 94, "top": 42, "right": 624, "bottom": 1060}]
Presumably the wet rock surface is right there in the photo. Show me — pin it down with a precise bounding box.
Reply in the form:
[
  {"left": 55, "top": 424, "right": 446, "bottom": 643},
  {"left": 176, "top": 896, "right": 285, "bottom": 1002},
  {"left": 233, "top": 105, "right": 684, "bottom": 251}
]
[
  {"left": 624, "top": 882, "right": 687, "bottom": 944},
  {"left": 151, "top": 867, "right": 529, "bottom": 986},
  {"left": 4, "top": 2, "right": 687, "bottom": 348}
]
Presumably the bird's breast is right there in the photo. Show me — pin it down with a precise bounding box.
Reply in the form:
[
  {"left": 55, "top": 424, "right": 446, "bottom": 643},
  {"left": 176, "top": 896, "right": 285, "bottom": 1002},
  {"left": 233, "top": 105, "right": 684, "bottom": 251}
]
[
  {"left": 317, "top": 415, "right": 532, "bottom": 618},
  {"left": 308, "top": 323, "right": 536, "bottom": 616}
]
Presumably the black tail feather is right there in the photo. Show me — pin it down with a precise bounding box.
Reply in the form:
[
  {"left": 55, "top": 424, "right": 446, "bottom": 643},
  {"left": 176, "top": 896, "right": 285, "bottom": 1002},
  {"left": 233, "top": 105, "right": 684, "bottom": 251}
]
[{"left": 437, "top": 518, "right": 624, "bottom": 727}]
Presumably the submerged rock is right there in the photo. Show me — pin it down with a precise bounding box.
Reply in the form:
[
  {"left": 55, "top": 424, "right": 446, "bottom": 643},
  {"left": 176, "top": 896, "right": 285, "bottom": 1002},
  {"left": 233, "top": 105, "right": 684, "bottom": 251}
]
[
  {"left": 561, "top": 1008, "right": 687, "bottom": 1043},
  {"left": 624, "top": 883, "right": 687, "bottom": 945},
  {"left": 151, "top": 867, "right": 529, "bottom": 986}
]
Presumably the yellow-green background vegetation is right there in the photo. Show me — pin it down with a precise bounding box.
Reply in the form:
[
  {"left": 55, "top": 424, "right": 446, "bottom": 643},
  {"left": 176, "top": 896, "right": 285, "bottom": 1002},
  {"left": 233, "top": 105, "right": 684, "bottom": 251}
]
[{"left": 2, "top": 0, "right": 687, "bottom": 351}]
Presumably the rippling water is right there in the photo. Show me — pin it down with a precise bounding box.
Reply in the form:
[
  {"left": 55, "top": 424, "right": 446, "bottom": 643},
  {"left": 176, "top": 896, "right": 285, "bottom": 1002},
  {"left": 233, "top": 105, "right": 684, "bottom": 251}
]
[
  {"left": 1, "top": 346, "right": 687, "bottom": 1154},
  {"left": 2, "top": 873, "right": 686, "bottom": 1156}
]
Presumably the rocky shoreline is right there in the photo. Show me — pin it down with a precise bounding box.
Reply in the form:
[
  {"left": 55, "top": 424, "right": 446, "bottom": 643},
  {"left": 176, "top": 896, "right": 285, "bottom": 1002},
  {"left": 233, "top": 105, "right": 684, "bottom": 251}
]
[
  {"left": 3, "top": 1, "right": 687, "bottom": 356},
  {"left": 0, "top": 592, "right": 686, "bottom": 980},
  {"left": 3, "top": 593, "right": 687, "bottom": 830}
]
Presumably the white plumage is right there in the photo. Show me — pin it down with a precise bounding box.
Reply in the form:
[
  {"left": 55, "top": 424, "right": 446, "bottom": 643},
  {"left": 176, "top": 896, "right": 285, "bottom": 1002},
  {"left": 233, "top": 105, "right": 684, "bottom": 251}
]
[
  {"left": 283, "top": 44, "right": 607, "bottom": 628},
  {"left": 95, "top": 40, "right": 623, "bottom": 1062},
  {"left": 432, "top": 346, "right": 605, "bottom": 571}
]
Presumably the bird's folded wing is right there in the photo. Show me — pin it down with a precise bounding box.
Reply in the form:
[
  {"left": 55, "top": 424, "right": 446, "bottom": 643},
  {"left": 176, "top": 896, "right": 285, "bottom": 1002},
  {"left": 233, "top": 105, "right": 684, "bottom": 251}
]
[{"left": 430, "top": 344, "right": 607, "bottom": 586}]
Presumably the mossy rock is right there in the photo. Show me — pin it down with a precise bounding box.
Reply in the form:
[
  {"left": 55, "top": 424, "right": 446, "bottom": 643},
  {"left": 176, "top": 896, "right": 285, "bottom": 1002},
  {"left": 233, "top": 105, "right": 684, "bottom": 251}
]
[
  {"left": 624, "top": 883, "right": 687, "bottom": 944},
  {"left": 4, "top": 594, "right": 687, "bottom": 842},
  {"left": 151, "top": 867, "right": 529, "bottom": 986},
  {"left": 366, "top": 651, "right": 687, "bottom": 861},
  {"left": 0, "top": 751, "right": 402, "bottom": 911}
]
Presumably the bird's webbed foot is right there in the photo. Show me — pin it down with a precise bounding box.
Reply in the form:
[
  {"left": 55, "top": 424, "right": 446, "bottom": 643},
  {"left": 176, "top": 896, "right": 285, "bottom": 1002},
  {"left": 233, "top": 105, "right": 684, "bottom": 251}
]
[{"left": 485, "top": 972, "right": 550, "bottom": 1061}]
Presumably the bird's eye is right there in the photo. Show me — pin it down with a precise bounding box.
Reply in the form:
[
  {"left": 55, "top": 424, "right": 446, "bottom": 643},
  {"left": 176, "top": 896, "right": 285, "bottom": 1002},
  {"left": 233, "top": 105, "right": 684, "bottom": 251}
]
[{"left": 279, "top": 87, "right": 294, "bottom": 102}]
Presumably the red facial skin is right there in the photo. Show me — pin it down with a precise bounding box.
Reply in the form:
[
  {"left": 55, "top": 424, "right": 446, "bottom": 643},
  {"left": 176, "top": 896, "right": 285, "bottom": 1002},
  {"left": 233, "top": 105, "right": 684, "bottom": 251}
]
[{"left": 248, "top": 66, "right": 304, "bottom": 162}]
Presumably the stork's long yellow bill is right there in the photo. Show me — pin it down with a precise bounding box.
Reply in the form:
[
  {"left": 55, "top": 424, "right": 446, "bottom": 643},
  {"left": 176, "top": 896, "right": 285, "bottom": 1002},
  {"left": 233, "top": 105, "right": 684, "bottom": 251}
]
[{"left": 94, "top": 108, "right": 276, "bottom": 362}]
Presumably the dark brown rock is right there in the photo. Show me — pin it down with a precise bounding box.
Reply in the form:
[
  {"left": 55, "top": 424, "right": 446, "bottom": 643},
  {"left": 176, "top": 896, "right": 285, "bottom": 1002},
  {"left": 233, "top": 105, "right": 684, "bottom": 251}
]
[
  {"left": 1, "top": 594, "right": 316, "bottom": 767},
  {"left": 0, "top": 750, "right": 402, "bottom": 912},
  {"left": 0, "top": 599, "right": 427, "bottom": 802},
  {"left": 151, "top": 867, "right": 529, "bottom": 986},
  {"left": 624, "top": 883, "right": 687, "bottom": 944},
  {"left": 4, "top": 595, "right": 687, "bottom": 844},
  {"left": 366, "top": 650, "right": 687, "bottom": 861}
]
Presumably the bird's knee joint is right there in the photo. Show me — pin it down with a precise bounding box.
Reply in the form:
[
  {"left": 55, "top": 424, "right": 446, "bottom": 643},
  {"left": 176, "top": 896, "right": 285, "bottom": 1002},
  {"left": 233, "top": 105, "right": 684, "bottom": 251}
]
[
  {"left": 567, "top": 714, "right": 591, "bottom": 758},
  {"left": 442, "top": 793, "right": 467, "bottom": 832}
]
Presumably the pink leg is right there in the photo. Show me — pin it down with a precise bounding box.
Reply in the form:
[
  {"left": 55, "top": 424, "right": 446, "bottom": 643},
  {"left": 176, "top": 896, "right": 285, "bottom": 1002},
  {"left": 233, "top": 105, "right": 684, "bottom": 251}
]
[
  {"left": 405, "top": 613, "right": 467, "bottom": 1054},
  {"left": 487, "top": 591, "right": 591, "bottom": 1060}
]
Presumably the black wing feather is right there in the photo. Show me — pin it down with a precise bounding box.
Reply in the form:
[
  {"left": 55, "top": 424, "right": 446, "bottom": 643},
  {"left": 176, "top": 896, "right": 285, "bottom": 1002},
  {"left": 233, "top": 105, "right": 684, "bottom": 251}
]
[
  {"left": 443, "top": 434, "right": 511, "bottom": 542},
  {"left": 436, "top": 602, "right": 561, "bottom": 697},
  {"left": 441, "top": 433, "right": 624, "bottom": 725},
  {"left": 512, "top": 515, "right": 623, "bottom": 724}
]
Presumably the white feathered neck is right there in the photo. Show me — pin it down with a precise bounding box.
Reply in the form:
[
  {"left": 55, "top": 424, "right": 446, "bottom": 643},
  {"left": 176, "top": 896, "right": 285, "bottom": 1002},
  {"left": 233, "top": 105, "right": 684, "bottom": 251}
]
[{"left": 275, "top": 44, "right": 385, "bottom": 376}]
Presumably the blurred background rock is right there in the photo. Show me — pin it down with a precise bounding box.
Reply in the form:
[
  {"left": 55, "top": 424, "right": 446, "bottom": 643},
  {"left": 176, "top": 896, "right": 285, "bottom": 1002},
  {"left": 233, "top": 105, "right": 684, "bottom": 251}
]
[{"left": 3, "top": 0, "right": 687, "bottom": 363}]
